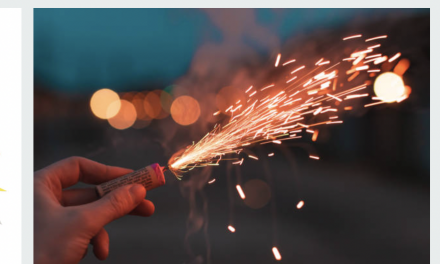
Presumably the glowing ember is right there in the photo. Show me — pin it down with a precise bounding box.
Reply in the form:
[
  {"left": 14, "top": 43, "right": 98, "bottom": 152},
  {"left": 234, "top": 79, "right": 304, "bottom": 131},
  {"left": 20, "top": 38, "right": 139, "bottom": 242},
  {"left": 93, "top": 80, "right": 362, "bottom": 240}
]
[
  {"left": 297, "top": 200, "right": 305, "bottom": 209},
  {"left": 268, "top": 153, "right": 274, "bottom": 157},
  {"left": 272, "top": 247, "right": 282, "bottom": 261},
  {"left": 282, "top": 59, "right": 296, "bottom": 66},
  {"left": 365, "top": 35, "right": 387, "bottom": 42},
  {"left": 167, "top": 34, "right": 407, "bottom": 178},
  {"left": 312, "top": 130, "right": 319, "bottom": 141},
  {"left": 236, "top": 185, "right": 246, "bottom": 199},
  {"left": 208, "top": 179, "right": 216, "bottom": 184},
  {"left": 275, "top": 53, "right": 281, "bottom": 67},
  {"left": 228, "top": 225, "right": 236, "bottom": 233},
  {"left": 343, "top": 34, "right": 362, "bottom": 40}
]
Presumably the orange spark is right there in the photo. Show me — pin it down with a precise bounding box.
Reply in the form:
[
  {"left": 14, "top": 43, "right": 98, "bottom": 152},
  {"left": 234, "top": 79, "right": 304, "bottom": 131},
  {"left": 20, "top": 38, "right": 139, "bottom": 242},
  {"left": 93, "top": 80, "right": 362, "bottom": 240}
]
[
  {"left": 268, "top": 153, "right": 274, "bottom": 157},
  {"left": 275, "top": 53, "right": 281, "bottom": 67},
  {"left": 261, "top": 84, "right": 275, "bottom": 91},
  {"left": 286, "top": 76, "right": 297, "bottom": 83},
  {"left": 343, "top": 34, "right": 362, "bottom": 40},
  {"left": 236, "top": 185, "right": 245, "bottom": 199},
  {"left": 365, "top": 35, "right": 387, "bottom": 42},
  {"left": 248, "top": 155, "right": 259, "bottom": 160},
  {"left": 291, "top": 65, "right": 305, "bottom": 74},
  {"left": 388, "top": 52, "right": 401, "bottom": 63},
  {"left": 312, "top": 130, "right": 319, "bottom": 141},
  {"left": 272, "top": 247, "right": 282, "bottom": 261},
  {"left": 228, "top": 225, "right": 236, "bottom": 233},
  {"left": 297, "top": 200, "right": 305, "bottom": 209},
  {"left": 208, "top": 179, "right": 216, "bottom": 184},
  {"left": 282, "top": 59, "right": 296, "bottom": 66},
  {"left": 309, "top": 155, "right": 320, "bottom": 160}
]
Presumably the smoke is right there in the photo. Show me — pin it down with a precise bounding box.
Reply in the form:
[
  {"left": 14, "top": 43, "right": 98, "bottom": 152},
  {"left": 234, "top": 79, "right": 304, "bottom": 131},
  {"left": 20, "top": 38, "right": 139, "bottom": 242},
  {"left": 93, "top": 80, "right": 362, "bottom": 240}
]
[{"left": 163, "top": 9, "right": 281, "bottom": 263}]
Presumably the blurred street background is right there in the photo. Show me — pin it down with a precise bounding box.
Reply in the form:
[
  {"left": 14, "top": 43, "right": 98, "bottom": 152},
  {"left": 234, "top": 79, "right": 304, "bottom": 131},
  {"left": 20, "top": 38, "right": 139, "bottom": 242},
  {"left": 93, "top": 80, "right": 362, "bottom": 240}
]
[{"left": 34, "top": 9, "right": 429, "bottom": 264}]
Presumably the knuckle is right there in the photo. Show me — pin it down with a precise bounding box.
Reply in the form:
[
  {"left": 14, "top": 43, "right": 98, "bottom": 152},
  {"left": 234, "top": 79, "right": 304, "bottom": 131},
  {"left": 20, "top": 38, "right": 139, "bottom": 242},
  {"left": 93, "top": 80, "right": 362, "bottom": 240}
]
[{"left": 108, "top": 192, "right": 129, "bottom": 216}]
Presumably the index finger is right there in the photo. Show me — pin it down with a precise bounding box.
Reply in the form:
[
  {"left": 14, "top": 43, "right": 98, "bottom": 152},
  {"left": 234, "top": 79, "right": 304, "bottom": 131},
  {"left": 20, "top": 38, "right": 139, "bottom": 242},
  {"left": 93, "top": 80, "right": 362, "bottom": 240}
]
[{"left": 35, "top": 156, "right": 133, "bottom": 189}]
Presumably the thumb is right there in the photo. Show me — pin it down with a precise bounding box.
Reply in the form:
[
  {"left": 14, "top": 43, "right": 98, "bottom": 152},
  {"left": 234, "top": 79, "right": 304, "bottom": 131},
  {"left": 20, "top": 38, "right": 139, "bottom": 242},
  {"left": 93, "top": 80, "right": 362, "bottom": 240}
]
[{"left": 83, "top": 184, "right": 146, "bottom": 228}]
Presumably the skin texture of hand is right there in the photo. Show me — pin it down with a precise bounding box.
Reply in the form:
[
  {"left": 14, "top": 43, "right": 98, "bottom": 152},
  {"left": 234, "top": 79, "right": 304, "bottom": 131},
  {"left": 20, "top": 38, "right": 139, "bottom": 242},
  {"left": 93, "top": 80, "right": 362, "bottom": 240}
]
[{"left": 34, "top": 157, "right": 155, "bottom": 264}]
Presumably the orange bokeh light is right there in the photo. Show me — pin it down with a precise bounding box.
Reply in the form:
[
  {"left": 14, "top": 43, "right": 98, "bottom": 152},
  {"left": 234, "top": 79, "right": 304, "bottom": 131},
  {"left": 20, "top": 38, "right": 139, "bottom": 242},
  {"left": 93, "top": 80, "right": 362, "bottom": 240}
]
[
  {"left": 108, "top": 99, "right": 137, "bottom": 130},
  {"left": 143, "top": 91, "right": 163, "bottom": 119},
  {"left": 143, "top": 90, "right": 169, "bottom": 119},
  {"left": 131, "top": 92, "right": 151, "bottom": 121},
  {"left": 160, "top": 90, "right": 174, "bottom": 113},
  {"left": 90, "top": 88, "right": 121, "bottom": 119},
  {"left": 170, "top": 95, "right": 201, "bottom": 126}
]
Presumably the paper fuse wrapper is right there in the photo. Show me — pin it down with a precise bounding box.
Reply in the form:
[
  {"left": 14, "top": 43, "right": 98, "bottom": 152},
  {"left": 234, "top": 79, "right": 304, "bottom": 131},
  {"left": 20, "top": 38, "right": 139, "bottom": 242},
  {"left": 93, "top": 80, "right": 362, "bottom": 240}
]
[{"left": 96, "top": 163, "right": 166, "bottom": 197}]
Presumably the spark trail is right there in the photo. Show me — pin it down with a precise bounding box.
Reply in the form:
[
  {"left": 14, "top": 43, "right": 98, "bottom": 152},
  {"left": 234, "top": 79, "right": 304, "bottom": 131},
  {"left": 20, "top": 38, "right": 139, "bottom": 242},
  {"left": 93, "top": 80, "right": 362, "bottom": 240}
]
[{"left": 168, "top": 34, "right": 408, "bottom": 178}]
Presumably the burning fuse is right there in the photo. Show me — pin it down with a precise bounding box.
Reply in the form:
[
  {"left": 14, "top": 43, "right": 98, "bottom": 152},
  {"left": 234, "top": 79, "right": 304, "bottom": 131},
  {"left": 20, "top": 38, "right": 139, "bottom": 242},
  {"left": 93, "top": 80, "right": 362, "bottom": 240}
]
[{"left": 96, "top": 163, "right": 166, "bottom": 197}]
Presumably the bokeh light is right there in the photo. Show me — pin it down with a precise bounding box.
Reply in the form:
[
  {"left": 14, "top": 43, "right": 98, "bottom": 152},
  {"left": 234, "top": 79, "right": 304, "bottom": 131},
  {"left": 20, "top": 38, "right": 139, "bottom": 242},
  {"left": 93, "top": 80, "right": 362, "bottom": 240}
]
[
  {"left": 131, "top": 92, "right": 151, "bottom": 120},
  {"left": 160, "top": 90, "right": 174, "bottom": 113},
  {"left": 108, "top": 99, "right": 137, "bottom": 130},
  {"left": 243, "top": 179, "right": 272, "bottom": 209},
  {"left": 90, "top": 88, "right": 121, "bottom": 119},
  {"left": 143, "top": 91, "right": 163, "bottom": 119},
  {"left": 170, "top": 95, "right": 201, "bottom": 126},
  {"left": 374, "top": 72, "right": 405, "bottom": 102}
]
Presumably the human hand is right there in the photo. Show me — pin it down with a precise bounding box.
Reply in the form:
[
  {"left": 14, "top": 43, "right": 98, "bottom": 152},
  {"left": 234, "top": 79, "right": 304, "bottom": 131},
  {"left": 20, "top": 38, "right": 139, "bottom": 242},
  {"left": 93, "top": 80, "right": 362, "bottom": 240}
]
[{"left": 34, "top": 157, "right": 155, "bottom": 264}]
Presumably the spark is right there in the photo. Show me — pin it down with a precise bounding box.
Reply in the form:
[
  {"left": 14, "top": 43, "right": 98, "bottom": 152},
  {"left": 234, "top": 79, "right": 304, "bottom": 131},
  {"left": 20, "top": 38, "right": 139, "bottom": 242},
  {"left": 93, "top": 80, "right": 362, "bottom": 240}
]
[
  {"left": 365, "top": 35, "right": 387, "bottom": 42},
  {"left": 356, "top": 65, "right": 369, "bottom": 71},
  {"left": 345, "top": 93, "right": 369, "bottom": 99},
  {"left": 327, "top": 120, "right": 343, "bottom": 124},
  {"left": 313, "top": 107, "right": 323, "bottom": 115},
  {"left": 275, "top": 53, "right": 281, "bottom": 67},
  {"left": 368, "top": 44, "right": 381, "bottom": 49},
  {"left": 312, "top": 130, "right": 319, "bottom": 141},
  {"left": 297, "top": 200, "right": 305, "bottom": 209},
  {"left": 309, "top": 155, "right": 320, "bottom": 160},
  {"left": 245, "top": 85, "right": 253, "bottom": 93},
  {"left": 286, "top": 76, "right": 297, "bottom": 83},
  {"left": 228, "top": 225, "right": 236, "bottom": 233},
  {"left": 208, "top": 179, "right": 216, "bottom": 184},
  {"left": 213, "top": 111, "right": 221, "bottom": 116},
  {"left": 343, "top": 34, "right": 362, "bottom": 40},
  {"left": 282, "top": 59, "right": 296, "bottom": 66},
  {"left": 236, "top": 185, "right": 246, "bottom": 199},
  {"left": 326, "top": 93, "right": 342, "bottom": 102},
  {"left": 291, "top": 65, "right": 305, "bottom": 74},
  {"left": 365, "top": 101, "right": 386, "bottom": 107},
  {"left": 248, "top": 155, "right": 259, "bottom": 160},
  {"left": 261, "top": 84, "right": 275, "bottom": 91},
  {"left": 272, "top": 247, "right": 282, "bottom": 261},
  {"left": 268, "top": 153, "right": 274, "bottom": 157},
  {"left": 388, "top": 52, "right": 401, "bottom": 62}
]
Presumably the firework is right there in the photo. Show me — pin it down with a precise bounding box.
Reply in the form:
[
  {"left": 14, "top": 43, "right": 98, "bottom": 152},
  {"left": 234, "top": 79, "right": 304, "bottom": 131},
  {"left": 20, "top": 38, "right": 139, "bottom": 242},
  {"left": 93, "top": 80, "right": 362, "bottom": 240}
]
[{"left": 167, "top": 34, "right": 408, "bottom": 178}]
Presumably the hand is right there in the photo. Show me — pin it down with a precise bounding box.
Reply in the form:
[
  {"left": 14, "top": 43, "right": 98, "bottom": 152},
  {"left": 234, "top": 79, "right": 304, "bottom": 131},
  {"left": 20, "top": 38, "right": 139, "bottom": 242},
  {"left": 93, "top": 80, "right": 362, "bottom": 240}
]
[{"left": 34, "top": 157, "right": 155, "bottom": 264}]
